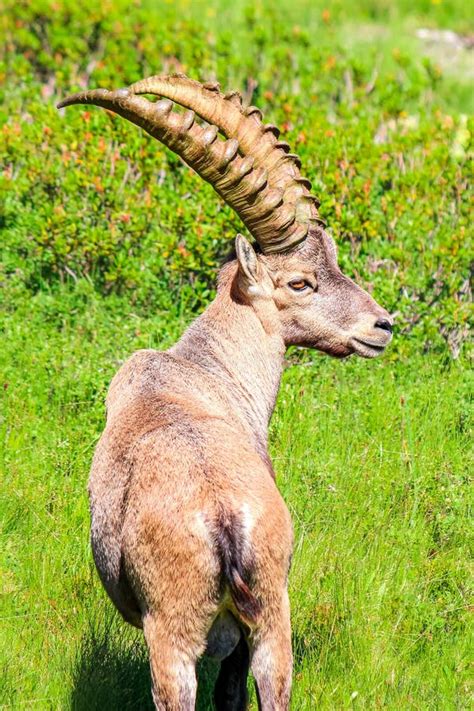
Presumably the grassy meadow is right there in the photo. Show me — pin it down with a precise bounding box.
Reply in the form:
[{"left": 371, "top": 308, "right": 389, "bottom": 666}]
[{"left": 1, "top": 0, "right": 472, "bottom": 709}]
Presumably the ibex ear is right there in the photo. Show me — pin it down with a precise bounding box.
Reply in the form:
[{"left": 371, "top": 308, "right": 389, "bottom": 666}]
[{"left": 235, "top": 234, "right": 260, "bottom": 286}]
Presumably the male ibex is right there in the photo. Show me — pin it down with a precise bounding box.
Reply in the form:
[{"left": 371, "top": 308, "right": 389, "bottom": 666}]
[{"left": 58, "top": 74, "right": 393, "bottom": 710}]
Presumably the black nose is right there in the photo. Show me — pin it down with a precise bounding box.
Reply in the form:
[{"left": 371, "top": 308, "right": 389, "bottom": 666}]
[{"left": 375, "top": 318, "right": 393, "bottom": 333}]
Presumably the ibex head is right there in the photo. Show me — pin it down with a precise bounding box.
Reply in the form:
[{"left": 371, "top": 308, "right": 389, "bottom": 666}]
[
  {"left": 232, "top": 230, "right": 392, "bottom": 358},
  {"left": 58, "top": 74, "right": 392, "bottom": 358}
]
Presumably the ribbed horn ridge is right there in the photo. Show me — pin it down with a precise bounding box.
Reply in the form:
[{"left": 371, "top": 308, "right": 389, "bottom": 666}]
[{"left": 57, "top": 74, "right": 324, "bottom": 253}]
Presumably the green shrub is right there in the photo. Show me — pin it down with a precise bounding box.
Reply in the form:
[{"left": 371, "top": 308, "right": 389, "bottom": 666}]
[{"left": 1, "top": 0, "right": 472, "bottom": 355}]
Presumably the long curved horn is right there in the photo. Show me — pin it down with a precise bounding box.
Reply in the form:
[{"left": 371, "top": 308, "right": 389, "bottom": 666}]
[{"left": 57, "top": 74, "right": 323, "bottom": 253}]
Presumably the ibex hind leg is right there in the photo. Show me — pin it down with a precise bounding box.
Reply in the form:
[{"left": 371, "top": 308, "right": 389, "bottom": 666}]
[
  {"left": 214, "top": 633, "right": 250, "bottom": 711},
  {"left": 143, "top": 615, "right": 198, "bottom": 711},
  {"left": 250, "top": 592, "right": 293, "bottom": 711}
]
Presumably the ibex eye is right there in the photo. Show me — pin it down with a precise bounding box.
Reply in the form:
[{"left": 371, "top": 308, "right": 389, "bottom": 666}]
[{"left": 289, "top": 279, "right": 311, "bottom": 292}]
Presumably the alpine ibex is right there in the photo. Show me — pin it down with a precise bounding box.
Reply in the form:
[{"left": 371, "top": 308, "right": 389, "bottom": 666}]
[{"left": 58, "top": 74, "right": 393, "bottom": 710}]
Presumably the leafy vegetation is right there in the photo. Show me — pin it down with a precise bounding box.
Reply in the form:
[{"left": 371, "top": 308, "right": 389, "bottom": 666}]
[
  {"left": 2, "top": 0, "right": 472, "bottom": 354},
  {"left": 0, "top": 0, "right": 472, "bottom": 709}
]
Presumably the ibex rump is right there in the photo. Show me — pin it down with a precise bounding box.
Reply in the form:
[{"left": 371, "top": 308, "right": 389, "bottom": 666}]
[{"left": 58, "top": 74, "right": 393, "bottom": 710}]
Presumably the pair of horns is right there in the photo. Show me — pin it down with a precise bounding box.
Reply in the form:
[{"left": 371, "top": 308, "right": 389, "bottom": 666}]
[{"left": 57, "top": 73, "right": 324, "bottom": 254}]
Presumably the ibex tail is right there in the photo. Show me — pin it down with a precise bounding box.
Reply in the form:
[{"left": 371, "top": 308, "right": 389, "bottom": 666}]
[{"left": 215, "top": 511, "right": 262, "bottom": 625}]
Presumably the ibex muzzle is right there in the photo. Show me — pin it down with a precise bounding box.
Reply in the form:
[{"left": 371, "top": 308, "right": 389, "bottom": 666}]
[{"left": 58, "top": 73, "right": 393, "bottom": 711}]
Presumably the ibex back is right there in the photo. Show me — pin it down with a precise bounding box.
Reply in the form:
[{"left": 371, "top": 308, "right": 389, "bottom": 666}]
[{"left": 58, "top": 74, "right": 393, "bottom": 710}]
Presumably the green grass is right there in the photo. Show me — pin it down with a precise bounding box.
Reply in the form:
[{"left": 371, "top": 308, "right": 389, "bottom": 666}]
[
  {"left": 1, "top": 285, "right": 472, "bottom": 709},
  {"left": 1, "top": 0, "right": 473, "bottom": 708}
]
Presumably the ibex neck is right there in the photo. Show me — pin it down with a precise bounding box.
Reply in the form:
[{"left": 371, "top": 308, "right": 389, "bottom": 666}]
[{"left": 171, "top": 267, "right": 285, "bottom": 458}]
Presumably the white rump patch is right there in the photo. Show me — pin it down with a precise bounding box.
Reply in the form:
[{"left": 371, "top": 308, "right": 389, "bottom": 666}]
[{"left": 190, "top": 511, "right": 213, "bottom": 545}]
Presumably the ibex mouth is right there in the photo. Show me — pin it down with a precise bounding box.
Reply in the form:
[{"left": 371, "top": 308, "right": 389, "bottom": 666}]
[{"left": 351, "top": 337, "right": 387, "bottom": 358}]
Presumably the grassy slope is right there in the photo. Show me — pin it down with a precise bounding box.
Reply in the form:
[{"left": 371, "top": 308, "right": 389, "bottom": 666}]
[
  {"left": 1, "top": 287, "right": 472, "bottom": 709},
  {"left": 1, "top": 0, "right": 473, "bottom": 708}
]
